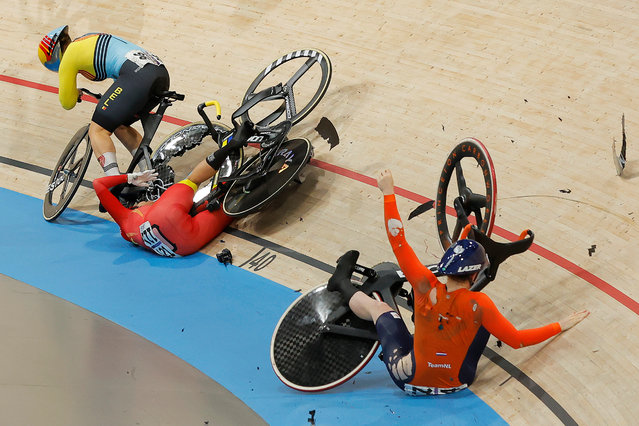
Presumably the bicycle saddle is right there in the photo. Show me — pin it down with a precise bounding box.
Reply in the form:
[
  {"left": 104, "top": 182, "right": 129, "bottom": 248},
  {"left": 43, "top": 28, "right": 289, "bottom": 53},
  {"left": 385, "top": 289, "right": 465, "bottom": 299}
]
[{"left": 155, "top": 90, "right": 185, "bottom": 101}]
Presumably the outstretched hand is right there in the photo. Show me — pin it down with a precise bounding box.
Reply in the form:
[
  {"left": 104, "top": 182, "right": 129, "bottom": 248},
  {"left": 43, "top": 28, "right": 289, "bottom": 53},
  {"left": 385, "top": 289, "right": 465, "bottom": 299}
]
[
  {"left": 128, "top": 169, "right": 158, "bottom": 188},
  {"left": 558, "top": 309, "right": 590, "bottom": 331},
  {"left": 376, "top": 169, "right": 395, "bottom": 196}
]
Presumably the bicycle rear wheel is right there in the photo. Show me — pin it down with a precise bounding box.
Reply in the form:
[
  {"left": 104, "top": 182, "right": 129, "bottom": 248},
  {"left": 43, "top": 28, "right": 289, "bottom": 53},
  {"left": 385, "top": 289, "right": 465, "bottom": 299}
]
[
  {"left": 43, "top": 124, "right": 93, "bottom": 221},
  {"left": 271, "top": 284, "right": 380, "bottom": 392},
  {"left": 222, "top": 138, "right": 311, "bottom": 217},
  {"left": 436, "top": 137, "right": 497, "bottom": 250},
  {"left": 242, "top": 49, "right": 332, "bottom": 126}
]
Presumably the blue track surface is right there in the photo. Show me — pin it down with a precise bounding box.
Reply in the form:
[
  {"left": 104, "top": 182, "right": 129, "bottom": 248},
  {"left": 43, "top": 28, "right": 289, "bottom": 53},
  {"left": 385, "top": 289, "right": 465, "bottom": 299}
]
[{"left": 0, "top": 187, "right": 505, "bottom": 425}]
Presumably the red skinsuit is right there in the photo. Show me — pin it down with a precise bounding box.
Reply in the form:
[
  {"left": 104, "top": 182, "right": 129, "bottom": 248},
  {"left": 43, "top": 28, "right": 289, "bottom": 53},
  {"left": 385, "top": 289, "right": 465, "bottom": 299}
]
[
  {"left": 93, "top": 175, "right": 232, "bottom": 257},
  {"left": 383, "top": 194, "right": 561, "bottom": 388}
]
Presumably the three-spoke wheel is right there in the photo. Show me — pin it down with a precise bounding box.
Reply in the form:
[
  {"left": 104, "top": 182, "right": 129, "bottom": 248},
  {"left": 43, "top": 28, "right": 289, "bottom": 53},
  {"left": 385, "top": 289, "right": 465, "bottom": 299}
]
[
  {"left": 435, "top": 137, "right": 497, "bottom": 250},
  {"left": 241, "top": 49, "right": 332, "bottom": 127},
  {"left": 42, "top": 124, "right": 93, "bottom": 221}
]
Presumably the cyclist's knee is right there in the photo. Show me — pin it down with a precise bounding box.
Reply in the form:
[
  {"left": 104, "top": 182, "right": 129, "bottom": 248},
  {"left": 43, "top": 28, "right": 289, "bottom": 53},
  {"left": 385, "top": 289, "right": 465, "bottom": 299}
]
[
  {"left": 389, "top": 352, "right": 415, "bottom": 383},
  {"left": 89, "top": 121, "right": 113, "bottom": 137},
  {"left": 370, "top": 300, "right": 394, "bottom": 322}
]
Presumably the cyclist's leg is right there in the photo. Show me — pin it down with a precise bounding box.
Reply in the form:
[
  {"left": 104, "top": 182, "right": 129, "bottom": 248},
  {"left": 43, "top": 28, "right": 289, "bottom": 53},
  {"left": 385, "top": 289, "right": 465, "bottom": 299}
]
[
  {"left": 327, "top": 252, "right": 414, "bottom": 388},
  {"left": 163, "top": 180, "right": 232, "bottom": 251},
  {"left": 188, "top": 209, "right": 232, "bottom": 251},
  {"left": 375, "top": 311, "right": 416, "bottom": 389},
  {"left": 114, "top": 125, "right": 142, "bottom": 154},
  {"left": 91, "top": 61, "right": 169, "bottom": 174},
  {"left": 88, "top": 122, "right": 119, "bottom": 175},
  {"left": 349, "top": 291, "right": 394, "bottom": 322}
]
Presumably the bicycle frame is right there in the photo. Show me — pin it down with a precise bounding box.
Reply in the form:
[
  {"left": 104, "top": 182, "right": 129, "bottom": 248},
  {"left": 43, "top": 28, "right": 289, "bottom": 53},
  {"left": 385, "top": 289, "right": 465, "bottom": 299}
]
[
  {"left": 126, "top": 94, "right": 183, "bottom": 174},
  {"left": 197, "top": 84, "right": 294, "bottom": 187}
]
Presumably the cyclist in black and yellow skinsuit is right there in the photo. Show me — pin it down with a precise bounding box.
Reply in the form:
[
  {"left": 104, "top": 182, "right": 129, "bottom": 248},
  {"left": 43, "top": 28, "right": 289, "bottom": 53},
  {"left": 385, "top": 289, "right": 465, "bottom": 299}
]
[{"left": 38, "top": 25, "right": 170, "bottom": 176}]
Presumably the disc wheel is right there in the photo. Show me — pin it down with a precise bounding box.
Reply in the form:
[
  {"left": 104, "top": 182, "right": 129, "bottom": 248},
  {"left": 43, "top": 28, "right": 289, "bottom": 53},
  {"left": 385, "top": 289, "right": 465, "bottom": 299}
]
[
  {"left": 435, "top": 137, "right": 497, "bottom": 250},
  {"left": 43, "top": 124, "right": 93, "bottom": 221},
  {"left": 222, "top": 138, "right": 311, "bottom": 217},
  {"left": 270, "top": 284, "right": 380, "bottom": 392},
  {"left": 242, "top": 49, "right": 332, "bottom": 127}
]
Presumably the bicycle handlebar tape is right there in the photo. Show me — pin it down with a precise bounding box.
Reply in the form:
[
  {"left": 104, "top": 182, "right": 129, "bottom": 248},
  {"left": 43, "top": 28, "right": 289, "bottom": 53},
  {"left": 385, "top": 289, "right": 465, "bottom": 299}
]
[
  {"left": 327, "top": 250, "right": 360, "bottom": 302},
  {"left": 204, "top": 100, "right": 222, "bottom": 119}
]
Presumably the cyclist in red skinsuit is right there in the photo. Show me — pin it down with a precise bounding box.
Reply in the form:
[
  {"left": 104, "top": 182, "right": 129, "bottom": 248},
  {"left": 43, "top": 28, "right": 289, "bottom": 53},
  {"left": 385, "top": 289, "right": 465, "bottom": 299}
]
[
  {"left": 328, "top": 169, "right": 589, "bottom": 395},
  {"left": 93, "top": 141, "right": 241, "bottom": 257}
]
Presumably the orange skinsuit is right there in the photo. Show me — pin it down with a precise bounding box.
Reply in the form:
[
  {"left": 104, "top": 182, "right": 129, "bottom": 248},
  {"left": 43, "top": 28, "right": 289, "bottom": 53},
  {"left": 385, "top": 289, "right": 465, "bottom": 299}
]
[{"left": 383, "top": 194, "right": 561, "bottom": 389}]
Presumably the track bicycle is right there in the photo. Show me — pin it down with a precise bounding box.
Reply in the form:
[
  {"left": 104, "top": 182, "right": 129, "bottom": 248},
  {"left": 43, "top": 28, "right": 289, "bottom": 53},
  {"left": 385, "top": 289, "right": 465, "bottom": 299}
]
[
  {"left": 270, "top": 138, "right": 532, "bottom": 391},
  {"left": 43, "top": 48, "right": 332, "bottom": 221},
  {"left": 160, "top": 48, "right": 333, "bottom": 217},
  {"left": 42, "top": 89, "right": 185, "bottom": 221}
]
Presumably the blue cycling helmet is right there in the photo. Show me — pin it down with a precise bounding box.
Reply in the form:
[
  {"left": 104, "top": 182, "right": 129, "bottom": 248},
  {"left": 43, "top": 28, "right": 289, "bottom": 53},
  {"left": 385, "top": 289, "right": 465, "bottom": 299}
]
[
  {"left": 38, "top": 25, "right": 69, "bottom": 72},
  {"left": 438, "top": 239, "right": 487, "bottom": 276}
]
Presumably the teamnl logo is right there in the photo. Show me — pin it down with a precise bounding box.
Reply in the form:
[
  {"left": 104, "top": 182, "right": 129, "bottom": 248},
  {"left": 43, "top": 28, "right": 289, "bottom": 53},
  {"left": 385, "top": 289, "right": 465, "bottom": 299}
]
[{"left": 428, "top": 362, "right": 452, "bottom": 369}]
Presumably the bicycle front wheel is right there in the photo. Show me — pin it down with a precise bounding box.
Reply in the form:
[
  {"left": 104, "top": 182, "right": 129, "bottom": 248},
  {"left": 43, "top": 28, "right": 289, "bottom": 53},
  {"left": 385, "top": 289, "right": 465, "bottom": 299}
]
[
  {"left": 43, "top": 124, "right": 93, "bottom": 221},
  {"left": 436, "top": 137, "right": 497, "bottom": 250},
  {"left": 271, "top": 284, "right": 380, "bottom": 392},
  {"left": 242, "top": 49, "right": 332, "bottom": 127},
  {"left": 222, "top": 138, "right": 312, "bottom": 217}
]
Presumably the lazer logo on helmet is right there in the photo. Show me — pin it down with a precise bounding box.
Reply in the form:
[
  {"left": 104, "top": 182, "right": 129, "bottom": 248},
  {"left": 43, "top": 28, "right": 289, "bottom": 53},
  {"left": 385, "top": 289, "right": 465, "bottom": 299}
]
[{"left": 456, "top": 264, "right": 482, "bottom": 273}]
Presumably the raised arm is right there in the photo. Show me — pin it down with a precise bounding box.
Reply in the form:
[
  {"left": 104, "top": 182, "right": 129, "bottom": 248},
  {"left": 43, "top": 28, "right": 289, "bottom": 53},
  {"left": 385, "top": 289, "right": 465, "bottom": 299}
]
[{"left": 377, "top": 169, "right": 438, "bottom": 294}]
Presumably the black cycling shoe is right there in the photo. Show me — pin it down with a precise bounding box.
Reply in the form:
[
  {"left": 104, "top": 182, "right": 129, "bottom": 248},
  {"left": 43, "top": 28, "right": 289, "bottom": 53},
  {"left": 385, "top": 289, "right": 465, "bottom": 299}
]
[{"left": 327, "top": 250, "right": 360, "bottom": 301}]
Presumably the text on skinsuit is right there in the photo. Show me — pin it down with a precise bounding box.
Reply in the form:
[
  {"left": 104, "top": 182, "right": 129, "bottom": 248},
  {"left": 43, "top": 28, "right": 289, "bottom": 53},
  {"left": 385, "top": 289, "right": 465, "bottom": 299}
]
[
  {"left": 139, "top": 221, "right": 178, "bottom": 257},
  {"left": 427, "top": 362, "right": 452, "bottom": 369},
  {"left": 102, "top": 86, "right": 123, "bottom": 110}
]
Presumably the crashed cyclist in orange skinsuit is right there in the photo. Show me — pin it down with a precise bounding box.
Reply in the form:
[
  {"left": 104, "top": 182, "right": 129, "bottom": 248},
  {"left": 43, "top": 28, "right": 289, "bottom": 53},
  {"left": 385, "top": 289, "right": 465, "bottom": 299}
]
[{"left": 328, "top": 168, "right": 589, "bottom": 395}]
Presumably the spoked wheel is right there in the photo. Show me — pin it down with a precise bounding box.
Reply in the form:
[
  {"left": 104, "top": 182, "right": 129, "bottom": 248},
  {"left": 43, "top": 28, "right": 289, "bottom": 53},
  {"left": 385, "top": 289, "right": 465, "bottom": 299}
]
[
  {"left": 151, "top": 121, "right": 243, "bottom": 204},
  {"left": 43, "top": 124, "right": 93, "bottom": 221},
  {"left": 152, "top": 121, "right": 232, "bottom": 167},
  {"left": 222, "top": 138, "right": 312, "bottom": 217},
  {"left": 271, "top": 284, "right": 380, "bottom": 392},
  {"left": 242, "top": 49, "right": 332, "bottom": 127},
  {"left": 436, "top": 137, "right": 497, "bottom": 250}
]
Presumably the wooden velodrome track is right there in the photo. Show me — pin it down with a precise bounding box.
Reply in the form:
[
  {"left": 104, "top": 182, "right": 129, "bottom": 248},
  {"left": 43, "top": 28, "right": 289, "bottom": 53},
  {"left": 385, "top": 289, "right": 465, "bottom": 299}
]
[{"left": 2, "top": 0, "right": 639, "bottom": 424}]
